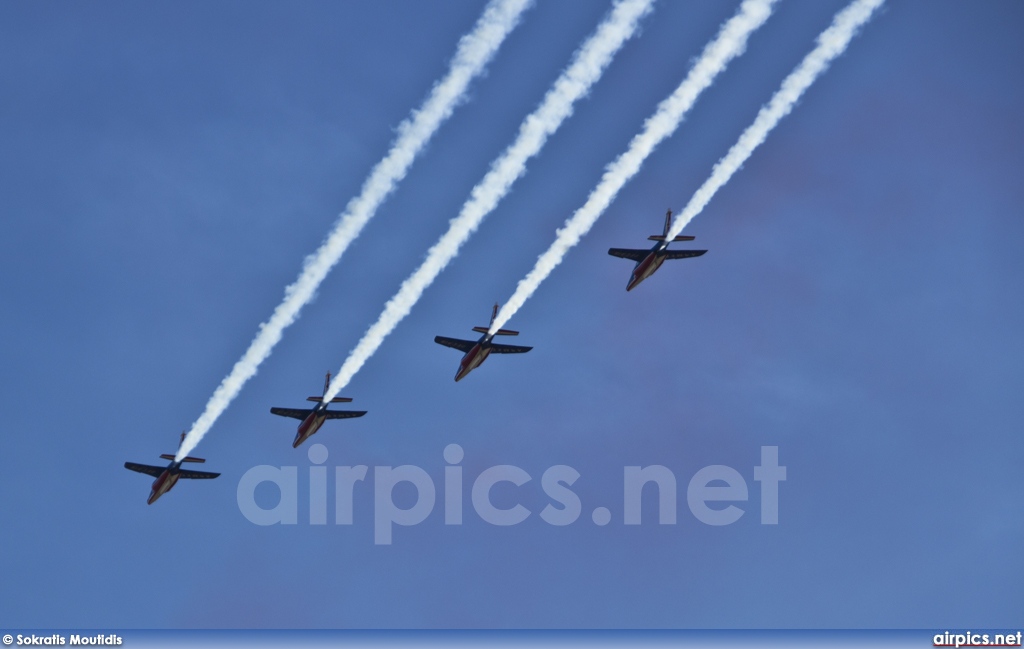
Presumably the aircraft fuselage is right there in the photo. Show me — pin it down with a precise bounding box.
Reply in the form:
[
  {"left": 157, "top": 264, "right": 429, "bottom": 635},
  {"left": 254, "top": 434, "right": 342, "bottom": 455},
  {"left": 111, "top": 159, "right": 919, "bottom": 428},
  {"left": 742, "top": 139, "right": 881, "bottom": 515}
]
[
  {"left": 294, "top": 402, "right": 329, "bottom": 448},
  {"left": 627, "top": 242, "right": 670, "bottom": 291},
  {"left": 455, "top": 335, "right": 494, "bottom": 382},
  {"left": 148, "top": 463, "right": 181, "bottom": 505}
]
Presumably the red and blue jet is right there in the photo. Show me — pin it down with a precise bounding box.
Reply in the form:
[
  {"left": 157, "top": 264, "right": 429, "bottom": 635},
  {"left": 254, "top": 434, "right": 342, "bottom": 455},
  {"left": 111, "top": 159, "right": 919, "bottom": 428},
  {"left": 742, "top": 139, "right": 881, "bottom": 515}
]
[
  {"left": 270, "top": 372, "right": 366, "bottom": 448},
  {"left": 608, "top": 209, "right": 707, "bottom": 291},
  {"left": 434, "top": 304, "right": 532, "bottom": 382},
  {"left": 124, "top": 433, "right": 220, "bottom": 505}
]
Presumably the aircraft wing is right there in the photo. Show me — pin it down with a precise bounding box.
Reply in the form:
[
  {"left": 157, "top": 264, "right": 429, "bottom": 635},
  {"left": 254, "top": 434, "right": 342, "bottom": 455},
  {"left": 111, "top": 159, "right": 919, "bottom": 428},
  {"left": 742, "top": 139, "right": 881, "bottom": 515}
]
[
  {"left": 323, "top": 410, "right": 367, "bottom": 420},
  {"left": 178, "top": 469, "right": 221, "bottom": 480},
  {"left": 270, "top": 407, "right": 313, "bottom": 420},
  {"left": 490, "top": 343, "right": 533, "bottom": 354},
  {"left": 124, "top": 462, "right": 164, "bottom": 478},
  {"left": 434, "top": 336, "right": 476, "bottom": 353},
  {"left": 663, "top": 249, "right": 707, "bottom": 260},
  {"left": 608, "top": 248, "right": 648, "bottom": 262}
]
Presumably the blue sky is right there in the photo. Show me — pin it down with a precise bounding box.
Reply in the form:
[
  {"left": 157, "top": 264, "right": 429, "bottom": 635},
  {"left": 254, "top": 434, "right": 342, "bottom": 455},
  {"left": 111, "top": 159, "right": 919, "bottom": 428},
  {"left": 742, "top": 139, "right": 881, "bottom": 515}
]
[{"left": 0, "top": 0, "right": 1021, "bottom": 629}]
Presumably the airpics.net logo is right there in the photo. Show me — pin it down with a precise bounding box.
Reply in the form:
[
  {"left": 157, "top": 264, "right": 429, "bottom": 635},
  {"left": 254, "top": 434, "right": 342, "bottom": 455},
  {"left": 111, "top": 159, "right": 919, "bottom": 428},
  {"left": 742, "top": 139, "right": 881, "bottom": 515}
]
[{"left": 236, "top": 444, "right": 786, "bottom": 545}]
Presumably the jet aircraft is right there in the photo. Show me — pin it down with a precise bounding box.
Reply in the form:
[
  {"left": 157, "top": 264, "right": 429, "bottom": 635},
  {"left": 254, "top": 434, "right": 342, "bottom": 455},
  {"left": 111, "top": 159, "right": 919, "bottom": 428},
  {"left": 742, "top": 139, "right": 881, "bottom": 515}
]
[
  {"left": 434, "top": 304, "right": 532, "bottom": 382},
  {"left": 124, "top": 433, "right": 220, "bottom": 505},
  {"left": 270, "top": 372, "right": 366, "bottom": 448},
  {"left": 608, "top": 209, "right": 707, "bottom": 291}
]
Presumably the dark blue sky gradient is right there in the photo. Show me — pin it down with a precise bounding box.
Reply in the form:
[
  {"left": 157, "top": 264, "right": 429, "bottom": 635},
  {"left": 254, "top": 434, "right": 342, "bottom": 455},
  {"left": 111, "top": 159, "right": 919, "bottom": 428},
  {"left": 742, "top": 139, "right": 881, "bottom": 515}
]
[{"left": 0, "top": 0, "right": 1021, "bottom": 628}]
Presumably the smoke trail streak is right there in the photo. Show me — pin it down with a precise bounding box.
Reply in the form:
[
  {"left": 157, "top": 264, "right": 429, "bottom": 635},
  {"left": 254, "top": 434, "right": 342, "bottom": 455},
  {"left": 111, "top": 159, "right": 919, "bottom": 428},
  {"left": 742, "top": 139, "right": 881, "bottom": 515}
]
[
  {"left": 490, "top": 0, "right": 778, "bottom": 333},
  {"left": 177, "top": 0, "right": 532, "bottom": 460},
  {"left": 665, "top": 0, "right": 885, "bottom": 240},
  {"left": 324, "top": 0, "right": 655, "bottom": 401}
]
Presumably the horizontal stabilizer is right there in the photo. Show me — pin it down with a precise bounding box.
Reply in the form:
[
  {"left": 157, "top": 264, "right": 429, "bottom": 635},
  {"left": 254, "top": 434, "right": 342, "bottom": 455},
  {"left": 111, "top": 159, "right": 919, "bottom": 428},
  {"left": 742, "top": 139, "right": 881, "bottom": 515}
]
[
  {"left": 306, "top": 396, "right": 353, "bottom": 403},
  {"left": 648, "top": 235, "right": 696, "bottom": 242},
  {"left": 472, "top": 326, "right": 519, "bottom": 336},
  {"left": 160, "top": 454, "right": 206, "bottom": 463}
]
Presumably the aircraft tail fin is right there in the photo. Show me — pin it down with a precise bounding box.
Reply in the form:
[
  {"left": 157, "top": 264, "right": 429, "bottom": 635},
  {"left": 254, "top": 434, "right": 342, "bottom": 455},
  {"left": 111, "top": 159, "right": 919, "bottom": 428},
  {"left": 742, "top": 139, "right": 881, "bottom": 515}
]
[
  {"left": 471, "top": 304, "right": 513, "bottom": 334},
  {"left": 161, "top": 453, "right": 206, "bottom": 463},
  {"left": 647, "top": 209, "right": 694, "bottom": 241},
  {"left": 295, "top": 372, "right": 348, "bottom": 402}
]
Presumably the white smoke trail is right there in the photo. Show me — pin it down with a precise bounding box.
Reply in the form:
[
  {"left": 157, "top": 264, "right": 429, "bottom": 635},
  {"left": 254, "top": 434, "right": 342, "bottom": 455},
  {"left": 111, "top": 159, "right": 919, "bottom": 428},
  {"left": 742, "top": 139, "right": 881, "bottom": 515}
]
[
  {"left": 177, "top": 0, "right": 533, "bottom": 460},
  {"left": 490, "top": 0, "right": 779, "bottom": 333},
  {"left": 324, "top": 0, "right": 655, "bottom": 401},
  {"left": 665, "top": 0, "right": 885, "bottom": 240}
]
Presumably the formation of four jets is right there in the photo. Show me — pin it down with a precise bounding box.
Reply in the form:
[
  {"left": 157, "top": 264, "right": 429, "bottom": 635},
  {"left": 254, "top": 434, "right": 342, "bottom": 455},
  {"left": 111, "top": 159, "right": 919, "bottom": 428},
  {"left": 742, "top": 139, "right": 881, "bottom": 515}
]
[{"left": 124, "top": 210, "right": 706, "bottom": 503}]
